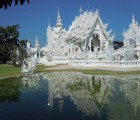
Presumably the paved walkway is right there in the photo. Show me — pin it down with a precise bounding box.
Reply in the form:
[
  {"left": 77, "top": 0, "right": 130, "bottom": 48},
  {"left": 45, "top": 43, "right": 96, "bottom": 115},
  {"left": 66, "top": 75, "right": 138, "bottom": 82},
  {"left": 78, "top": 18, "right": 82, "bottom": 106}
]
[{"left": 45, "top": 65, "right": 140, "bottom": 71}]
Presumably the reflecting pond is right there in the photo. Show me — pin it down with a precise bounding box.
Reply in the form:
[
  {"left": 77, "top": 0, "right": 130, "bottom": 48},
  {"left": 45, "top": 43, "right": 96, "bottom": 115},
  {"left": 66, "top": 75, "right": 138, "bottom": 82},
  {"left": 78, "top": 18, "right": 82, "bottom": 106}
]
[{"left": 0, "top": 72, "right": 140, "bottom": 120}]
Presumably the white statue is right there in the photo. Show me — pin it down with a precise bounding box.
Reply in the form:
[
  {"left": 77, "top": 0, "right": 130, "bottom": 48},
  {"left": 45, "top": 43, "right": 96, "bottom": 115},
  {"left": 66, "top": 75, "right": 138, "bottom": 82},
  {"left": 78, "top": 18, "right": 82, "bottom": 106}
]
[
  {"left": 21, "top": 41, "right": 36, "bottom": 75},
  {"left": 16, "top": 48, "right": 19, "bottom": 64}
]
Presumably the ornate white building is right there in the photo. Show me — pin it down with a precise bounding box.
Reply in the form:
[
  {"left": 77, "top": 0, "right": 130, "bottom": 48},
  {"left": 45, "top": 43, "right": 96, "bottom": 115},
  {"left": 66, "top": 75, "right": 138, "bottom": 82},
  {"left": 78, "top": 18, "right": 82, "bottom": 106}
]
[
  {"left": 30, "top": 8, "right": 140, "bottom": 68},
  {"left": 114, "top": 15, "right": 140, "bottom": 61}
]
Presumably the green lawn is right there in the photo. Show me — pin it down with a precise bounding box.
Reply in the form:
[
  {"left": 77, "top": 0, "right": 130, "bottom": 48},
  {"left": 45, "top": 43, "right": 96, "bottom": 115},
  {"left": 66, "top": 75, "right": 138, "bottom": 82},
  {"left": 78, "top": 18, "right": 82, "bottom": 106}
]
[
  {"left": 0, "top": 64, "right": 47, "bottom": 79},
  {"left": 0, "top": 64, "right": 22, "bottom": 79},
  {"left": 43, "top": 69, "right": 140, "bottom": 75},
  {"left": 1, "top": 64, "right": 140, "bottom": 79}
]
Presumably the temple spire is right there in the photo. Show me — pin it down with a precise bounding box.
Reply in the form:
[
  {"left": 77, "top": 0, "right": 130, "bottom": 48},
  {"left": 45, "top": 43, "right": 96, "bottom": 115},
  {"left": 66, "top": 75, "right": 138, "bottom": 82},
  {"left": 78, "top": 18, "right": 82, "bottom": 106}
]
[
  {"left": 130, "top": 14, "right": 138, "bottom": 28},
  {"left": 35, "top": 36, "right": 40, "bottom": 48},
  {"left": 56, "top": 6, "right": 63, "bottom": 28},
  {"left": 132, "top": 14, "right": 135, "bottom": 23},
  {"left": 79, "top": 6, "right": 83, "bottom": 13},
  {"left": 48, "top": 19, "right": 50, "bottom": 27}
]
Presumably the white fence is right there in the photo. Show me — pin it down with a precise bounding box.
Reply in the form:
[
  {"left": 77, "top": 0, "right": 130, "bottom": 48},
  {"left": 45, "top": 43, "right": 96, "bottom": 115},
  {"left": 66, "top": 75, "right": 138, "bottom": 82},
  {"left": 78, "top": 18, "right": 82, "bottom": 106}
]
[
  {"left": 54, "top": 55, "right": 69, "bottom": 64},
  {"left": 69, "top": 60, "right": 140, "bottom": 68}
]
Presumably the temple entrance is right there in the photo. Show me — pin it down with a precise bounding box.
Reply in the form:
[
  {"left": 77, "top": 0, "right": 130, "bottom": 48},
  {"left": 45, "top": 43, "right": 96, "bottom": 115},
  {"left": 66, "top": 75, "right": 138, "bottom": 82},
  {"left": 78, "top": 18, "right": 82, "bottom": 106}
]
[
  {"left": 37, "top": 53, "right": 39, "bottom": 58},
  {"left": 91, "top": 34, "right": 100, "bottom": 52}
]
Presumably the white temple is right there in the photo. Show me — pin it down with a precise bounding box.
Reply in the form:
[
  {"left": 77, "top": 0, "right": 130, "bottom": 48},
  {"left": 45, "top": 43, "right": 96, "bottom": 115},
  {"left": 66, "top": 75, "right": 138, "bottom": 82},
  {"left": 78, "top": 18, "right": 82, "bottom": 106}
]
[{"left": 30, "top": 7, "right": 140, "bottom": 69}]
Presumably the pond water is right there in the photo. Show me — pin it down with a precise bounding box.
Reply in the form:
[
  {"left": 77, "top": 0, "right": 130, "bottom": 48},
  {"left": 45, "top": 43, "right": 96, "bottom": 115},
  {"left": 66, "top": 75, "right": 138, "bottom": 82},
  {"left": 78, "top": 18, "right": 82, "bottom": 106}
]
[{"left": 0, "top": 72, "right": 140, "bottom": 120}]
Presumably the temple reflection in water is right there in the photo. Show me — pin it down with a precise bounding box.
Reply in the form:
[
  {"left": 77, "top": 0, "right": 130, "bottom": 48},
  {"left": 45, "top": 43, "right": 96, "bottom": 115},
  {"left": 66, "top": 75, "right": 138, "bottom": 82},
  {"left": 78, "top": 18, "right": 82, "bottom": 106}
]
[
  {"left": 1, "top": 72, "right": 140, "bottom": 120},
  {"left": 45, "top": 72, "right": 114, "bottom": 117},
  {"left": 20, "top": 72, "right": 140, "bottom": 118}
]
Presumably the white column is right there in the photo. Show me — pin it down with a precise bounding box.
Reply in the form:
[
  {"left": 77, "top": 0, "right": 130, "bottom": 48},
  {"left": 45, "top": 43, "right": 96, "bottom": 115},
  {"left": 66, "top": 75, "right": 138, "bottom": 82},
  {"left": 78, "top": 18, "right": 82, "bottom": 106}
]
[{"left": 89, "top": 39, "right": 91, "bottom": 51}]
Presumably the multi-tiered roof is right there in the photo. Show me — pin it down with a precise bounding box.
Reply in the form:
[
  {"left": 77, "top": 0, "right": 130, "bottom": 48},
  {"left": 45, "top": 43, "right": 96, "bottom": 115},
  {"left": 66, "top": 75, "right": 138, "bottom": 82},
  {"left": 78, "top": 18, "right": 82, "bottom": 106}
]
[
  {"left": 65, "top": 9, "right": 114, "bottom": 44},
  {"left": 123, "top": 15, "right": 140, "bottom": 46}
]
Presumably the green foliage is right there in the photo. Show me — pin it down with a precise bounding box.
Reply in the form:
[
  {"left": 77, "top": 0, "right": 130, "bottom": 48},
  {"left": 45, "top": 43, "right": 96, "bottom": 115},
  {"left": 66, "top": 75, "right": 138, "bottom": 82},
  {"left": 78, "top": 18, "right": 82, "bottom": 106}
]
[
  {"left": 0, "top": 0, "right": 30, "bottom": 9},
  {"left": 0, "top": 25, "right": 19, "bottom": 63},
  {"left": 113, "top": 41, "right": 123, "bottom": 50},
  {"left": 0, "top": 25, "right": 27, "bottom": 64},
  {"left": 14, "top": 64, "right": 21, "bottom": 67},
  {"left": 35, "top": 65, "right": 47, "bottom": 73},
  {"left": 20, "top": 39, "right": 28, "bottom": 48},
  {"left": 0, "top": 77, "right": 21, "bottom": 103},
  {"left": 92, "top": 76, "right": 101, "bottom": 93}
]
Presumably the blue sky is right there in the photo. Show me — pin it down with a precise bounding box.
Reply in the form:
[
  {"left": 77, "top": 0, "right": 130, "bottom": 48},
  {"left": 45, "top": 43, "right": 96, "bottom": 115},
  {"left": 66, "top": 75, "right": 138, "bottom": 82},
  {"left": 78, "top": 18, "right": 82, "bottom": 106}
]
[{"left": 0, "top": 0, "right": 140, "bottom": 47}]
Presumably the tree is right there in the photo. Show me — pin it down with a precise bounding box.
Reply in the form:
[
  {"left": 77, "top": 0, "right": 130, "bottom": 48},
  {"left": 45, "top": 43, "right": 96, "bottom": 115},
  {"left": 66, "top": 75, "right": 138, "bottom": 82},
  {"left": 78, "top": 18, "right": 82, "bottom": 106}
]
[
  {"left": 0, "top": 77, "right": 21, "bottom": 103},
  {"left": 0, "top": 25, "right": 28, "bottom": 64},
  {"left": 18, "top": 39, "right": 28, "bottom": 61},
  {"left": 0, "top": 0, "right": 30, "bottom": 9},
  {"left": 19, "top": 39, "right": 28, "bottom": 48},
  {"left": 0, "top": 25, "right": 19, "bottom": 63},
  {"left": 113, "top": 41, "right": 123, "bottom": 50}
]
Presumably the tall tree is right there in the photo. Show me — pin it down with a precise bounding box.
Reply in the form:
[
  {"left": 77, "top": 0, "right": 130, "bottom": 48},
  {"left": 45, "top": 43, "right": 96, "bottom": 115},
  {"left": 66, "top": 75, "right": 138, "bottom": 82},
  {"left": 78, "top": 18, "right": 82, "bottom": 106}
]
[{"left": 0, "top": 25, "right": 26, "bottom": 64}]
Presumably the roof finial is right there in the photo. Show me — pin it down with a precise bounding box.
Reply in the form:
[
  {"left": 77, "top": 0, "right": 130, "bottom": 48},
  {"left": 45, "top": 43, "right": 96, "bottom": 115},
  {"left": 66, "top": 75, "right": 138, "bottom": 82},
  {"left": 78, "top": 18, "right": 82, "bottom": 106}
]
[
  {"left": 48, "top": 19, "right": 50, "bottom": 25},
  {"left": 58, "top": 5, "right": 59, "bottom": 12},
  {"left": 56, "top": 5, "right": 63, "bottom": 27},
  {"left": 58, "top": 5, "right": 60, "bottom": 16},
  {"left": 132, "top": 14, "right": 135, "bottom": 23},
  {"left": 96, "top": 9, "right": 99, "bottom": 15},
  {"left": 35, "top": 36, "right": 38, "bottom": 43},
  {"left": 79, "top": 6, "right": 83, "bottom": 13},
  {"left": 35, "top": 36, "right": 39, "bottom": 48}
]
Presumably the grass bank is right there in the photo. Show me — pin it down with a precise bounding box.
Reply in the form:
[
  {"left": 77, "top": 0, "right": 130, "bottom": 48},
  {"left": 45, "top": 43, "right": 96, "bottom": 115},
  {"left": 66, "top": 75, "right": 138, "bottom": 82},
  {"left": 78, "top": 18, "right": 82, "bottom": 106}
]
[
  {"left": 0, "top": 64, "right": 46, "bottom": 79},
  {"left": 0, "top": 64, "right": 22, "bottom": 79},
  {"left": 43, "top": 68, "right": 140, "bottom": 75},
  {"left": 1, "top": 64, "right": 140, "bottom": 79}
]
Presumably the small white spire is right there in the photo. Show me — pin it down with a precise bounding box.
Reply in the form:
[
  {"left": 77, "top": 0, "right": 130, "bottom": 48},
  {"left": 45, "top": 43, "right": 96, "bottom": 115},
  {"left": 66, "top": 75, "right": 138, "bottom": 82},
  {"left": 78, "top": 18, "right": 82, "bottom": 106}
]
[
  {"left": 95, "top": 9, "right": 99, "bottom": 15},
  {"left": 123, "top": 29, "right": 126, "bottom": 34},
  {"left": 79, "top": 6, "right": 83, "bottom": 13},
  {"left": 132, "top": 14, "right": 135, "bottom": 24},
  {"left": 129, "top": 14, "right": 138, "bottom": 28},
  {"left": 48, "top": 19, "right": 50, "bottom": 26},
  {"left": 35, "top": 36, "right": 40, "bottom": 48},
  {"left": 35, "top": 36, "right": 39, "bottom": 44}
]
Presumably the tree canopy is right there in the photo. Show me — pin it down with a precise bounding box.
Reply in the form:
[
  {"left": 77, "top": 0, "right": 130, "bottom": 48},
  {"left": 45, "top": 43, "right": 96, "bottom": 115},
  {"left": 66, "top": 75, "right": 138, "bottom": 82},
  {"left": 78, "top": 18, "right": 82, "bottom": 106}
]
[
  {"left": 113, "top": 41, "right": 123, "bottom": 50},
  {"left": 0, "top": 0, "right": 30, "bottom": 9},
  {"left": 0, "top": 25, "right": 27, "bottom": 64}
]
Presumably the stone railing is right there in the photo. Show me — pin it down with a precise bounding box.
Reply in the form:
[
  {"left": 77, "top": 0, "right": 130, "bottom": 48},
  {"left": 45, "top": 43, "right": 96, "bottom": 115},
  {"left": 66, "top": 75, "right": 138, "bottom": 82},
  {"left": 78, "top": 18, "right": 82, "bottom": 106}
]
[
  {"left": 53, "top": 55, "right": 69, "bottom": 64},
  {"left": 69, "top": 60, "right": 140, "bottom": 68}
]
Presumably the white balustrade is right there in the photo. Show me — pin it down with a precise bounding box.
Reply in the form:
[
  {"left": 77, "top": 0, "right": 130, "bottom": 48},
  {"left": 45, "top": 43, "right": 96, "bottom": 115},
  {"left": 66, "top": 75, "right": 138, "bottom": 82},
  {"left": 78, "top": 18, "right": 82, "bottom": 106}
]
[{"left": 69, "top": 60, "right": 140, "bottom": 68}]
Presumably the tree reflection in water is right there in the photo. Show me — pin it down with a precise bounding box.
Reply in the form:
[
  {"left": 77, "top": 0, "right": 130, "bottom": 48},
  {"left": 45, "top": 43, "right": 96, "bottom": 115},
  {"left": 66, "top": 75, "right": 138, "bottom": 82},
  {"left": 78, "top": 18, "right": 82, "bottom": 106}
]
[{"left": 0, "top": 77, "right": 21, "bottom": 103}]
